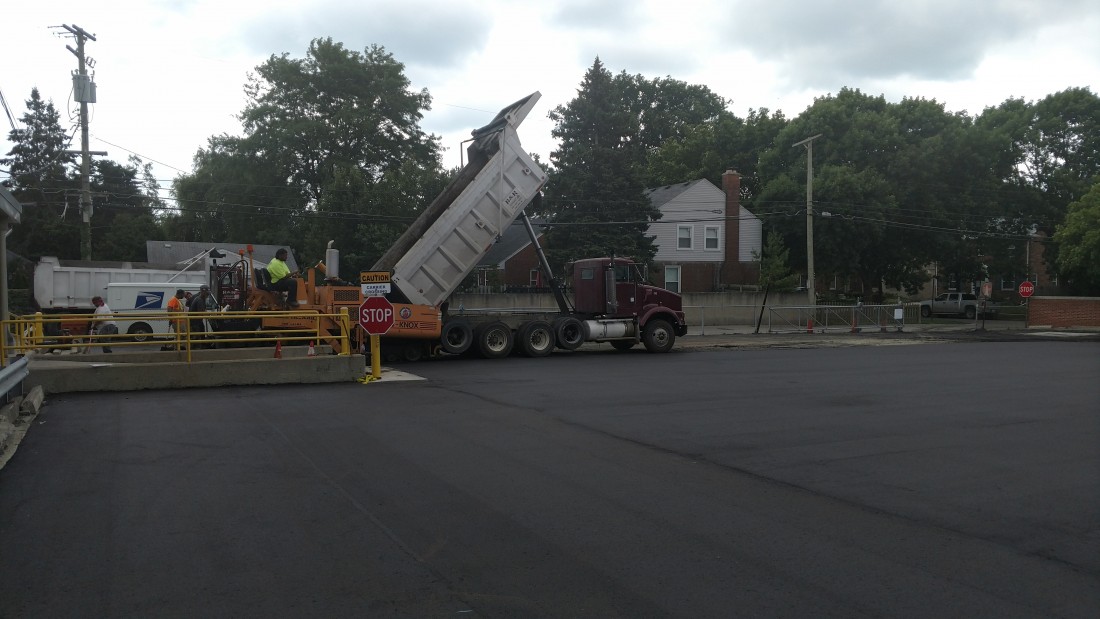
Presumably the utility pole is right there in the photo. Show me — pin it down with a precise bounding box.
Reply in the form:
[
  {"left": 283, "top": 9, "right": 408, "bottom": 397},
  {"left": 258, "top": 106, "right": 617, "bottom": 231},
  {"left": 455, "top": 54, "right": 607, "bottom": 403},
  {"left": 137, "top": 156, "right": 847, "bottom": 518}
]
[
  {"left": 793, "top": 133, "right": 822, "bottom": 306},
  {"left": 60, "top": 24, "right": 99, "bottom": 260}
]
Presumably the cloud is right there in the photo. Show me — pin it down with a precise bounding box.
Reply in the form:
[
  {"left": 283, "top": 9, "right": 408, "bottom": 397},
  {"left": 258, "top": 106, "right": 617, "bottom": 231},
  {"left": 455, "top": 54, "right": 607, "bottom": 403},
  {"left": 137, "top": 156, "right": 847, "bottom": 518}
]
[
  {"left": 724, "top": 0, "right": 1099, "bottom": 88},
  {"left": 549, "top": 0, "right": 647, "bottom": 31},
  {"left": 233, "top": 0, "right": 492, "bottom": 71}
]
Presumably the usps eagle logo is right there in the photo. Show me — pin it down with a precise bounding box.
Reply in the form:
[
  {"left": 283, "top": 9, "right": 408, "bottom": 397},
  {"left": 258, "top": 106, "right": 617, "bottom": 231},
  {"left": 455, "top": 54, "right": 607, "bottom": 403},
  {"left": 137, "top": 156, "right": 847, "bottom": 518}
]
[{"left": 135, "top": 291, "right": 165, "bottom": 309}]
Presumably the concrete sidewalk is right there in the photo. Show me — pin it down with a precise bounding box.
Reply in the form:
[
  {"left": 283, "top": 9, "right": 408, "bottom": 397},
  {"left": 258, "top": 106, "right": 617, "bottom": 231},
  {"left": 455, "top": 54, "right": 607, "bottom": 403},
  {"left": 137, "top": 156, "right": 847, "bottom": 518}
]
[{"left": 688, "top": 319, "right": 1026, "bottom": 336}]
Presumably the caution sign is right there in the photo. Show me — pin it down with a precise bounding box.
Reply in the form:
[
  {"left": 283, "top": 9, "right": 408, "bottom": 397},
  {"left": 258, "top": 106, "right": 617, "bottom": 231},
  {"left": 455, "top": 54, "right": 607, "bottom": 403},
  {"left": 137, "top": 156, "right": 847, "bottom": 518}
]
[{"left": 360, "top": 271, "right": 391, "bottom": 284}]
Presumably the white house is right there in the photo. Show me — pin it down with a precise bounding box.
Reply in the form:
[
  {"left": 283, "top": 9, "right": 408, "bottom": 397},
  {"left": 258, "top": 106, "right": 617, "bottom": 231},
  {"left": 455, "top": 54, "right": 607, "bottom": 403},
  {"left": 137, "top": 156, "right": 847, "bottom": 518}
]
[{"left": 644, "top": 170, "right": 761, "bottom": 292}]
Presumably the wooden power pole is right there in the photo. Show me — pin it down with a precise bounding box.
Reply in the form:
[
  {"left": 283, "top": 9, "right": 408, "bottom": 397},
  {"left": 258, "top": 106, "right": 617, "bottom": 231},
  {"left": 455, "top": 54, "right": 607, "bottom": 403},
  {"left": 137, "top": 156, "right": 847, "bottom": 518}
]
[{"left": 60, "top": 24, "right": 102, "bottom": 260}]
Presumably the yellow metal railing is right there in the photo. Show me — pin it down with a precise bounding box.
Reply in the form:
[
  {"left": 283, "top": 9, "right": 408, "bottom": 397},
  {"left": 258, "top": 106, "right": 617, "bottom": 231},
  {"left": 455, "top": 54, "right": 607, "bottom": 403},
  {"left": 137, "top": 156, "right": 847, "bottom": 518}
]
[{"left": 1, "top": 308, "right": 352, "bottom": 366}]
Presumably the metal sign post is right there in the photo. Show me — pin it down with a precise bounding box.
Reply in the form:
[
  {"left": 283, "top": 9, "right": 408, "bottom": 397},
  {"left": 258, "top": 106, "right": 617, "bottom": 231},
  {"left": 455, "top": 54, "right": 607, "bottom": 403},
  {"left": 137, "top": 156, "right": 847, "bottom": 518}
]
[{"left": 359, "top": 296, "right": 394, "bottom": 381}]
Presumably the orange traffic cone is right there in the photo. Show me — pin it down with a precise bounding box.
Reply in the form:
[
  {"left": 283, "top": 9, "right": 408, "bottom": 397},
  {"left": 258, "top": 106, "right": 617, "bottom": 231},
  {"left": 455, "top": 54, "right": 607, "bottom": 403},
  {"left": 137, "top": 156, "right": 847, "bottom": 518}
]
[
  {"left": 307, "top": 341, "right": 316, "bottom": 357},
  {"left": 274, "top": 340, "right": 282, "bottom": 359}
]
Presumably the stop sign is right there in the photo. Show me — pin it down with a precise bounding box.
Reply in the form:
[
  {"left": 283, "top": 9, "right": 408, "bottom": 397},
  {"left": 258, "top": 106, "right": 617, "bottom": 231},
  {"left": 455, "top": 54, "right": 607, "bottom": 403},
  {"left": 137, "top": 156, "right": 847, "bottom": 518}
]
[
  {"left": 1018, "top": 281, "right": 1035, "bottom": 298},
  {"left": 359, "top": 296, "right": 394, "bottom": 335}
]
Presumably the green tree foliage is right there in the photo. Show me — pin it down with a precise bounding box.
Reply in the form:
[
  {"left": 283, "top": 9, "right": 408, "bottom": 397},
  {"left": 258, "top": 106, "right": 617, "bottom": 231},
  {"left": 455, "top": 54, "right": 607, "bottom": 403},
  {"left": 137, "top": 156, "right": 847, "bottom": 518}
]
[
  {"left": 91, "top": 158, "right": 164, "bottom": 262},
  {"left": 977, "top": 87, "right": 1100, "bottom": 276},
  {"left": 1, "top": 88, "right": 80, "bottom": 260},
  {"left": 542, "top": 59, "right": 665, "bottom": 272},
  {"left": 646, "top": 108, "right": 788, "bottom": 201},
  {"left": 614, "top": 73, "right": 729, "bottom": 156},
  {"left": 755, "top": 88, "right": 1008, "bottom": 301},
  {"left": 172, "top": 38, "right": 442, "bottom": 272},
  {"left": 1053, "top": 182, "right": 1100, "bottom": 294},
  {"left": 753, "top": 230, "right": 800, "bottom": 291}
]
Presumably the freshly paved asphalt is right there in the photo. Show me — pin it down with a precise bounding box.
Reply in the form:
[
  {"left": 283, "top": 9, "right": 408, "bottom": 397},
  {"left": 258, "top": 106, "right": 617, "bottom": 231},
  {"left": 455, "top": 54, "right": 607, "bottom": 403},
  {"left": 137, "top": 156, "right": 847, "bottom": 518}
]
[{"left": 1, "top": 337, "right": 1098, "bottom": 617}]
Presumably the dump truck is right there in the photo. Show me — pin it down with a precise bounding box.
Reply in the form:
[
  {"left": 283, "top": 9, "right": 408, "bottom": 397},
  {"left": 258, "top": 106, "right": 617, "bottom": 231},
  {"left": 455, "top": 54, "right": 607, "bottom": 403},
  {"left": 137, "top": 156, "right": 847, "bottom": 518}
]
[
  {"left": 221, "top": 92, "right": 687, "bottom": 359},
  {"left": 29, "top": 256, "right": 208, "bottom": 339}
]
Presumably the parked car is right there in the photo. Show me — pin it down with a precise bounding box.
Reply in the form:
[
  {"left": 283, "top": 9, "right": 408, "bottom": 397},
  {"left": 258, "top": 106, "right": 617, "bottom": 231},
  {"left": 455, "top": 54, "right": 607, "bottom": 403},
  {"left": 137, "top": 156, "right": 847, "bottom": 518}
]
[{"left": 919, "top": 293, "right": 996, "bottom": 319}]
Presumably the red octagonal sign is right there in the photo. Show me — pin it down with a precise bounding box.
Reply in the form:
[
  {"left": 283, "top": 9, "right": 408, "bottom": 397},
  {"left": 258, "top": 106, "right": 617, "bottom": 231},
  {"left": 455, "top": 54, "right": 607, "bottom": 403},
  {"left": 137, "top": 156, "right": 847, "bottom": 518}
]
[
  {"left": 359, "top": 296, "right": 394, "bottom": 335},
  {"left": 1018, "top": 281, "right": 1035, "bottom": 298}
]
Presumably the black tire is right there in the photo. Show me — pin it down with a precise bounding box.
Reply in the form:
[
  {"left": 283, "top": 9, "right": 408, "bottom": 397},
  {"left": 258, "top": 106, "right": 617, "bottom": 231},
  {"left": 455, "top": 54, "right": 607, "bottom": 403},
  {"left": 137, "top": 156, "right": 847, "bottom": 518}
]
[
  {"left": 440, "top": 320, "right": 473, "bottom": 355},
  {"left": 920, "top": 306, "right": 931, "bottom": 318},
  {"left": 400, "top": 342, "right": 425, "bottom": 362},
  {"left": 642, "top": 319, "right": 675, "bottom": 353},
  {"left": 610, "top": 340, "right": 636, "bottom": 351},
  {"left": 475, "top": 321, "right": 513, "bottom": 359},
  {"left": 964, "top": 306, "right": 976, "bottom": 319},
  {"left": 127, "top": 322, "right": 153, "bottom": 342},
  {"left": 554, "top": 317, "right": 584, "bottom": 351},
  {"left": 516, "top": 321, "right": 554, "bottom": 357}
]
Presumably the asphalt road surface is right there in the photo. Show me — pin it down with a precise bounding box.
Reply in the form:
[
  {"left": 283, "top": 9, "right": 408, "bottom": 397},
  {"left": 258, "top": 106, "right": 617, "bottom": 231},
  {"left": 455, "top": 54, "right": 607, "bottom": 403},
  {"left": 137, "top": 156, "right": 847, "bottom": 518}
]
[{"left": 2, "top": 340, "right": 1098, "bottom": 618}]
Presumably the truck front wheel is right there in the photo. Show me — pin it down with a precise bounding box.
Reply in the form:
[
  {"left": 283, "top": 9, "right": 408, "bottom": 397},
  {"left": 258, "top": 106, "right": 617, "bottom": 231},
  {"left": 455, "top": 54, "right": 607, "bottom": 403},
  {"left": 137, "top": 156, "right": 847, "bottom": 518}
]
[
  {"left": 642, "top": 319, "right": 675, "bottom": 353},
  {"left": 553, "top": 317, "right": 584, "bottom": 351},
  {"left": 964, "top": 306, "right": 976, "bottom": 319}
]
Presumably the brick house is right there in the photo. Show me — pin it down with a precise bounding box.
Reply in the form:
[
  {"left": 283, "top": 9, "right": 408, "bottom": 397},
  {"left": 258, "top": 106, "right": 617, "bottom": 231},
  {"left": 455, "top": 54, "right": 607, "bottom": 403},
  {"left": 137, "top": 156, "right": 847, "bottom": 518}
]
[{"left": 471, "top": 220, "right": 548, "bottom": 292}]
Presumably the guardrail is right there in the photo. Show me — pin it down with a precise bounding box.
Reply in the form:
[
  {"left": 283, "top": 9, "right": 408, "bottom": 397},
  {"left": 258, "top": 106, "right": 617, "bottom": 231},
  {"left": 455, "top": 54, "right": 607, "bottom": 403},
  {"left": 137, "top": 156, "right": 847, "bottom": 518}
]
[
  {"left": 1, "top": 309, "right": 353, "bottom": 365},
  {"left": 0, "top": 356, "right": 28, "bottom": 403}
]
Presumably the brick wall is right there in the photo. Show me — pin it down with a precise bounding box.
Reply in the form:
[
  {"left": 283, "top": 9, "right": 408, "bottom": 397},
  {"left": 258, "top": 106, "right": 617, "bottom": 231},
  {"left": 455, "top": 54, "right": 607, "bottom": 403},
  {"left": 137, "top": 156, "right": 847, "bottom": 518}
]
[{"left": 1028, "top": 296, "right": 1100, "bottom": 328}]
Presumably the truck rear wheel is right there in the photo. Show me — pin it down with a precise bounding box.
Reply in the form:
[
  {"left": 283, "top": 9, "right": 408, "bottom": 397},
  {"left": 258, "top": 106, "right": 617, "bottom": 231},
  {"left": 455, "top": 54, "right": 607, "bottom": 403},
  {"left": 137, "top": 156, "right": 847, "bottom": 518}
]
[
  {"left": 642, "top": 319, "right": 675, "bottom": 353},
  {"left": 554, "top": 317, "right": 584, "bottom": 351},
  {"left": 475, "top": 321, "right": 513, "bottom": 359},
  {"left": 920, "top": 306, "right": 931, "bottom": 318},
  {"left": 517, "top": 321, "right": 554, "bottom": 357},
  {"left": 440, "top": 320, "right": 473, "bottom": 355}
]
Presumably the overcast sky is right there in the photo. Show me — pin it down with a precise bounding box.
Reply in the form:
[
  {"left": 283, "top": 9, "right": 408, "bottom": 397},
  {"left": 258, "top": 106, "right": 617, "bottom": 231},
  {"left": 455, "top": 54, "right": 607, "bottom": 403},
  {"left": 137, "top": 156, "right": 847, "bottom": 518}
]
[{"left": 3, "top": 0, "right": 1098, "bottom": 194}]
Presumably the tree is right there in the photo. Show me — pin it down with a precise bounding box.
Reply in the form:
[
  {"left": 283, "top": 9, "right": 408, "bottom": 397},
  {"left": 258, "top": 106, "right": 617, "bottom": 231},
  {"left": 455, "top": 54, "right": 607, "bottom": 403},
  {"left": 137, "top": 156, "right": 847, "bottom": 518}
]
[
  {"left": 173, "top": 38, "right": 442, "bottom": 272},
  {"left": 752, "top": 230, "right": 800, "bottom": 332},
  {"left": 614, "top": 73, "right": 729, "bottom": 156},
  {"left": 1, "top": 88, "right": 80, "bottom": 260},
  {"left": 91, "top": 158, "right": 164, "bottom": 262},
  {"left": 646, "top": 107, "right": 788, "bottom": 201},
  {"left": 755, "top": 88, "right": 1006, "bottom": 301},
  {"left": 542, "top": 58, "right": 662, "bottom": 273},
  {"left": 1053, "top": 181, "right": 1100, "bottom": 294}
]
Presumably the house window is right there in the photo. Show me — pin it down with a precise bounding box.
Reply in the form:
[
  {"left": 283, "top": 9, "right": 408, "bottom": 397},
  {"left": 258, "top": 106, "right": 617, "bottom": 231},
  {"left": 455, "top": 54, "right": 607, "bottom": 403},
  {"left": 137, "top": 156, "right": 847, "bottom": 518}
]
[
  {"left": 664, "top": 265, "right": 681, "bottom": 293},
  {"left": 704, "top": 226, "right": 719, "bottom": 250},
  {"left": 1000, "top": 274, "right": 1016, "bottom": 291},
  {"left": 529, "top": 269, "right": 541, "bottom": 288},
  {"left": 677, "top": 225, "right": 693, "bottom": 250}
]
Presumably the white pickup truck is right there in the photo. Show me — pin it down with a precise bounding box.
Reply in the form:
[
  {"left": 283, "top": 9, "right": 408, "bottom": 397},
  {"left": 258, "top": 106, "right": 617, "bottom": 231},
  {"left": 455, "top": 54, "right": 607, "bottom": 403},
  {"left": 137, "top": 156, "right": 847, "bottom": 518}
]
[{"left": 919, "top": 293, "right": 996, "bottom": 319}]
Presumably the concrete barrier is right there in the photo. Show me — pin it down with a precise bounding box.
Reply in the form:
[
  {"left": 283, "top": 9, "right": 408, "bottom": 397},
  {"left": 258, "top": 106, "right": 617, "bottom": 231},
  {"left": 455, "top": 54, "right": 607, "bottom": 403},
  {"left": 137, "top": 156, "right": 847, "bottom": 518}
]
[{"left": 25, "top": 350, "right": 365, "bottom": 394}]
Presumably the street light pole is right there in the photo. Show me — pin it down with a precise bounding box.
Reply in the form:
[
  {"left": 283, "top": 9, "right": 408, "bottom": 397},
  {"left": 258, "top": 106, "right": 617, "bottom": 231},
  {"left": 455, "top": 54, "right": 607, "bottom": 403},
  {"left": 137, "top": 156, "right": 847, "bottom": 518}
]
[{"left": 793, "top": 133, "right": 822, "bottom": 306}]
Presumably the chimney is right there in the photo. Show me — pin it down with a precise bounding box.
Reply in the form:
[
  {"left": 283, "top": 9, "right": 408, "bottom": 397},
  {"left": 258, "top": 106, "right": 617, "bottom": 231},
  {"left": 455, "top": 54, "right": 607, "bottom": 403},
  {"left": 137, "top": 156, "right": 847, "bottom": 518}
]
[{"left": 721, "top": 170, "right": 742, "bottom": 283}]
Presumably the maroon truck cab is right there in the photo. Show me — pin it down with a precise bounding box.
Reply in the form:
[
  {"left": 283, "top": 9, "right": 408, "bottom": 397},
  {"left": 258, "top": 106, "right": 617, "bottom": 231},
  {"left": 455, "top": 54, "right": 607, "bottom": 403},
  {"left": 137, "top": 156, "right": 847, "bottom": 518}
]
[{"left": 571, "top": 257, "right": 688, "bottom": 335}]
